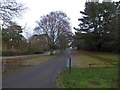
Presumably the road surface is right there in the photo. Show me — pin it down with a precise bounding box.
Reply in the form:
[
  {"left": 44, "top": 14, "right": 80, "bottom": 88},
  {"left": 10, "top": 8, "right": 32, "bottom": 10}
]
[{"left": 2, "top": 50, "right": 70, "bottom": 88}]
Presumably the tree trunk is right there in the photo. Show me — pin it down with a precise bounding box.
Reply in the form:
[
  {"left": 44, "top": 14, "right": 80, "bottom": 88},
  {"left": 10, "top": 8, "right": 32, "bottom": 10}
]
[
  {"left": 60, "top": 47, "right": 63, "bottom": 53},
  {"left": 4, "top": 44, "right": 7, "bottom": 50},
  {"left": 97, "top": 43, "right": 102, "bottom": 51},
  {"left": 50, "top": 49, "right": 54, "bottom": 55}
]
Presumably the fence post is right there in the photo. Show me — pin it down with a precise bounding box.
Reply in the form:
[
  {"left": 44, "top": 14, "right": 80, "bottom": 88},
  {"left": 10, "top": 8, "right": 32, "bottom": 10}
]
[{"left": 2, "top": 61, "right": 6, "bottom": 72}]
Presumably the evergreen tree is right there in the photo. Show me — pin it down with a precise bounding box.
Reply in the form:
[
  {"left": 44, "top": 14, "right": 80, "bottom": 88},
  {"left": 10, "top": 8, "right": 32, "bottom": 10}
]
[{"left": 74, "top": 1, "right": 119, "bottom": 52}]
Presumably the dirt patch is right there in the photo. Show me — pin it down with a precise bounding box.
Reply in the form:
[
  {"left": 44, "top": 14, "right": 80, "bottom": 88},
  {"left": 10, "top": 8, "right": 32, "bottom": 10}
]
[
  {"left": 72, "top": 50, "right": 104, "bottom": 68},
  {"left": 88, "top": 80, "right": 101, "bottom": 85}
]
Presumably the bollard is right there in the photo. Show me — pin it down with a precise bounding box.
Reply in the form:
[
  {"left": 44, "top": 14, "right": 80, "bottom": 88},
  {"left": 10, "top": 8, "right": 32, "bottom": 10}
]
[
  {"left": 69, "top": 57, "right": 71, "bottom": 73},
  {"left": 67, "top": 57, "right": 72, "bottom": 73}
]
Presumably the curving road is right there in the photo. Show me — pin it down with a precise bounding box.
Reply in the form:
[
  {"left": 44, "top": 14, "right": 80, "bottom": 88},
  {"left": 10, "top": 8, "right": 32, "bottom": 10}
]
[{"left": 2, "top": 50, "right": 70, "bottom": 88}]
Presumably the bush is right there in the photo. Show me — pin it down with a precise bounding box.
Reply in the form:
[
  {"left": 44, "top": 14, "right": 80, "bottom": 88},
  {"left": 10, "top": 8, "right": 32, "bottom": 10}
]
[
  {"left": 34, "top": 49, "right": 44, "bottom": 54},
  {"left": 2, "top": 49, "right": 45, "bottom": 56},
  {"left": 2, "top": 50, "right": 17, "bottom": 56}
]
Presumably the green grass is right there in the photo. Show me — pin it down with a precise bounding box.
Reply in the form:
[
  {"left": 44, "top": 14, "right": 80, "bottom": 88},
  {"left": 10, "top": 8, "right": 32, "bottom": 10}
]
[
  {"left": 3, "top": 55, "right": 53, "bottom": 61},
  {"left": 81, "top": 51, "right": 119, "bottom": 61},
  {"left": 57, "top": 66, "right": 119, "bottom": 88},
  {"left": 57, "top": 50, "right": 119, "bottom": 88},
  {"left": 22, "top": 55, "right": 54, "bottom": 65},
  {"left": 93, "top": 53, "right": 119, "bottom": 61}
]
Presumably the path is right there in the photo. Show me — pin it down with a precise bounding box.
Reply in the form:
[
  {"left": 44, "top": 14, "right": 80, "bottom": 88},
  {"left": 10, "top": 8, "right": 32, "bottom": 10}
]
[{"left": 2, "top": 50, "right": 70, "bottom": 88}]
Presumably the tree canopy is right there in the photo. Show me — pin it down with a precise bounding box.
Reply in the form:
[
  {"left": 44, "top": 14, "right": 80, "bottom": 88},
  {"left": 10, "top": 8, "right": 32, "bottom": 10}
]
[
  {"left": 74, "top": 1, "right": 120, "bottom": 52},
  {"left": 0, "top": 0, "right": 26, "bottom": 26},
  {"left": 2, "top": 22, "right": 23, "bottom": 49},
  {"left": 34, "top": 11, "right": 72, "bottom": 55}
]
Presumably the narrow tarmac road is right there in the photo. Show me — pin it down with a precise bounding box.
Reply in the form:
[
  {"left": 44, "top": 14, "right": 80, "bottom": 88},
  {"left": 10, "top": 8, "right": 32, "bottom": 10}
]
[{"left": 2, "top": 50, "right": 70, "bottom": 88}]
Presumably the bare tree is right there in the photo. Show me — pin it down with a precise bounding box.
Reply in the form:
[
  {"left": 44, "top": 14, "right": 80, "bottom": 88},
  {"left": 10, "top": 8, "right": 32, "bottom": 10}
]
[
  {"left": 0, "top": 0, "right": 26, "bottom": 26},
  {"left": 34, "top": 11, "right": 72, "bottom": 55}
]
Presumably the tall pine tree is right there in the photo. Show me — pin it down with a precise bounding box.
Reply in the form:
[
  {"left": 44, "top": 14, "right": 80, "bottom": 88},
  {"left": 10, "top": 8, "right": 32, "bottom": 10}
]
[{"left": 74, "top": 1, "right": 119, "bottom": 51}]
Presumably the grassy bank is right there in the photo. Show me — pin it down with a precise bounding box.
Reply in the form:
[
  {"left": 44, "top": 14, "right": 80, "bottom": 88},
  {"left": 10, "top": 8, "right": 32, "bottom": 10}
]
[
  {"left": 72, "top": 51, "right": 104, "bottom": 68},
  {"left": 57, "top": 50, "right": 119, "bottom": 88},
  {"left": 80, "top": 51, "right": 119, "bottom": 62},
  {"left": 3, "top": 55, "right": 54, "bottom": 65},
  {"left": 57, "top": 66, "right": 118, "bottom": 88}
]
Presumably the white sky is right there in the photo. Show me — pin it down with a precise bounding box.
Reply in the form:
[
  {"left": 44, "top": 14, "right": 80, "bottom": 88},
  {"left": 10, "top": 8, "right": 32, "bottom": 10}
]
[{"left": 15, "top": 0, "right": 119, "bottom": 36}]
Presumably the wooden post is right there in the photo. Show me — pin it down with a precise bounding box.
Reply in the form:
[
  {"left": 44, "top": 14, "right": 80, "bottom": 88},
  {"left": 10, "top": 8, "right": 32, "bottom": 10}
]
[{"left": 2, "top": 61, "right": 6, "bottom": 72}]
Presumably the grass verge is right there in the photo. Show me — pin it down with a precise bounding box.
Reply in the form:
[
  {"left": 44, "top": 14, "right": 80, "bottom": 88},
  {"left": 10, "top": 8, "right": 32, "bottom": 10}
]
[
  {"left": 80, "top": 51, "right": 119, "bottom": 62},
  {"left": 57, "top": 50, "right": 119, "bottom": 88},
  {"left": 72, "top": 51, "right": 104, "bottom": 68},
  {"left": 57, "top": 66, "right": 119, "bottom": 88},
  {"left": 2, "top": 55, "right": 54, "bottom": 77},
  {"left": 2, "top": 55, "right": 54, "bottom": 65}
]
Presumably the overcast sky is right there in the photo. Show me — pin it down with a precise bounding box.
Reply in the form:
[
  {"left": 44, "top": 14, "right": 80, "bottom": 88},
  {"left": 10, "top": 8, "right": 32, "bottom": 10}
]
[{"left": 15, "top": 0, "right": 119, "bottom": 36}]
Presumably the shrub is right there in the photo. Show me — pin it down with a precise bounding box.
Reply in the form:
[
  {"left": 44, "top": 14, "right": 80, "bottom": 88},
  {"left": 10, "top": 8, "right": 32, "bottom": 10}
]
[
  {"left": 2, "top": 50, "right": 16, "bottom": 56},
  {"left": 34, "top": 49, "right": 44, "bottom": 54}
]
